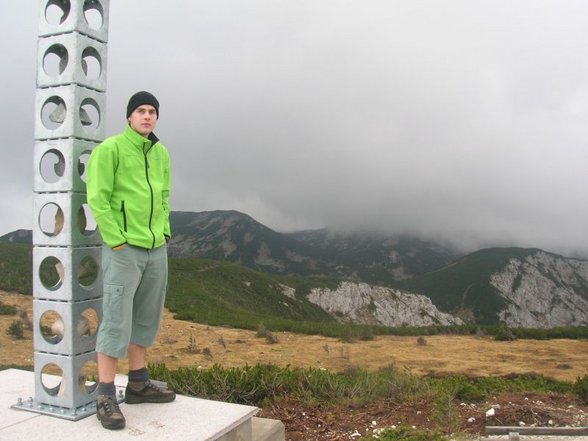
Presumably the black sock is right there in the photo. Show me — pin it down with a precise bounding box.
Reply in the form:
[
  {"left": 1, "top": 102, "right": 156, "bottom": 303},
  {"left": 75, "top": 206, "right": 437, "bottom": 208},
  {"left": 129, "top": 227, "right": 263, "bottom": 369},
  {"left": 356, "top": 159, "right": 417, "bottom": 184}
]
[
  {"left": 98, "top": 382, "right": 116, "bottom": 396},
  {"left": 128, "top": 367, "right": 148, "bottom": 383}
]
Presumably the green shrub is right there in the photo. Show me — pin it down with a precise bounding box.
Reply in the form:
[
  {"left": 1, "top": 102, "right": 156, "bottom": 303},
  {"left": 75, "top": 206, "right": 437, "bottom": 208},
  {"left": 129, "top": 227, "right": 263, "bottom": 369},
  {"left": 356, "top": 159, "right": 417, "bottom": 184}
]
[
  {"left": 359, "top": 326, "right": 374, "bottom": 341},
  {"left": 574, "top": 374, "right": 588, "bottom": 405},
  {"left": 256, "top": 323, "right": 270, "bottom": 338},
  {"left": 184, "top": 333, "right": 200, "bottom": 354},
  {"left": 148, "top": 363, "right": 433, "bottom": 407},
  {"left": 0, "top": 244, "right": 33, "bottom": 294},
  {"left": 340, "top": 329, "right": 355, "bottom": 343},
  {"left": 494, "top": 325, "right": 516, "bottom": 341},
  {"left": 427, "top": 373, "right": 572, "bottom": 404},
  {"left": 0, "top": 302, "right": 17, "bottom": 315},
  {"left": 452, "top": 381, "right": 486, "bottom": 402},
  {"left": 265, "top": 333, "right": 279, "bottom": 344},
  {"left": 7, "top": 320, "right": 25, "bottom": 339}
]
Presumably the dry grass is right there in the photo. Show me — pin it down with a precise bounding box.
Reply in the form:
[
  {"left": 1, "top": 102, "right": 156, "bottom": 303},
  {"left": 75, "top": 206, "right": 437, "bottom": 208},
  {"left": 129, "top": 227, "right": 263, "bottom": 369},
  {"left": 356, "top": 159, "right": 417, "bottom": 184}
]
[{"left": 1, "top": 291, "right": 587, "bottom": 382}]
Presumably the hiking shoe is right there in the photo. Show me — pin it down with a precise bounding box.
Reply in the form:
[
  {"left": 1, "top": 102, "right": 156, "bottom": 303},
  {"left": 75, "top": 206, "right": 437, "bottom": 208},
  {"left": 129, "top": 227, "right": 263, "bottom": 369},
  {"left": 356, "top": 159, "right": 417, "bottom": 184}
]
[
  {"left": 96, "top": 394, "right": 125, "bottom": 430},
  {"left": 125, "top": 380, "right": 176, "bottom": 404}
]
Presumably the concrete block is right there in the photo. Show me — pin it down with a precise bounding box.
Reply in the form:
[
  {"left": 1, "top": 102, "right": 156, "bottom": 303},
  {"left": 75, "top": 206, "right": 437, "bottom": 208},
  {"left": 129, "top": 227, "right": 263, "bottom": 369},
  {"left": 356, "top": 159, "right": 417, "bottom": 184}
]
[
  {"left": 216, "top": 418, "right": 252, "bottom": 441},
  {"left": 38, "top": 0, "right": 110, "bottom": 43},
  {"left": 37, "top": 33, "right": 107, "bottom": 90},
  {"left": 33, "top": 192, "right": 101, "bottom": 246},
  {"left": 33, "top": 298, "right": 101, "bottom": 355},
  {"left": 33, "top": 246, "right": 102, "bottom": 301},
  {"left": 35, "top": 85, "right": 105, "bottom": 141},
  {"left": 252, "top": 417, "right": 285, "bottom": 441},
  {"left": 33, "top": 352, "right": 98, "bottom": 409},
  {"left": 34, "top": 138, "right": 97, "bottom": 193}
]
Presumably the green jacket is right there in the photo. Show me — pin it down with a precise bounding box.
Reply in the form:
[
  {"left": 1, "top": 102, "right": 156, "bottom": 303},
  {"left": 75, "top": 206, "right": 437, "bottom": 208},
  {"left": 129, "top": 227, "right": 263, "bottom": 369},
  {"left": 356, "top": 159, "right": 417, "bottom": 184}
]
[{"left": 87, "top": 125, "right": 171, "bottom": 249}]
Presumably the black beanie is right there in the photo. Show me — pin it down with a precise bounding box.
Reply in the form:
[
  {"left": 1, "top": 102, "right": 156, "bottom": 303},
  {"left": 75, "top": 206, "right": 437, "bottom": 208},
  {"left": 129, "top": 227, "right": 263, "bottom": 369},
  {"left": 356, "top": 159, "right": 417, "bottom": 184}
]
[{"left": 126, "top": 91, "right": 160, "bottom": 119}]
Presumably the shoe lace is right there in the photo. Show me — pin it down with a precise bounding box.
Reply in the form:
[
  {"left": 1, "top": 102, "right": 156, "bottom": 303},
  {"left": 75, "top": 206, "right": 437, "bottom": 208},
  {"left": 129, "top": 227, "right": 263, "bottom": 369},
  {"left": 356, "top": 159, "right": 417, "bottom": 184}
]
[
  {"left": 144, "top": 380, "right": 164, "bottom": 393},
  {"left": 102, "top": 396, "right": 121, "bottom": 416}
]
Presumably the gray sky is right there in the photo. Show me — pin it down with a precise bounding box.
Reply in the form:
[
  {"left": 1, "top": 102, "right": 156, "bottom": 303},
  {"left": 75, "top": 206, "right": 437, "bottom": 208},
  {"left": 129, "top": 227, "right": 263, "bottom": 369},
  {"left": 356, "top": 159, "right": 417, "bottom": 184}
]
[{"left": 2, "top": 1, "right": 588, "bottom": 257}]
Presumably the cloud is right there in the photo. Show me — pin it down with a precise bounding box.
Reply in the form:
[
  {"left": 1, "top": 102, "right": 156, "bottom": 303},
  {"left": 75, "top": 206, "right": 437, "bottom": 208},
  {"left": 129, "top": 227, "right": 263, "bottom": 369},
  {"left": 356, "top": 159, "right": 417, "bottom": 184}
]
[{"left": 3, "top": 1, "right": 588, "bottom": 257}]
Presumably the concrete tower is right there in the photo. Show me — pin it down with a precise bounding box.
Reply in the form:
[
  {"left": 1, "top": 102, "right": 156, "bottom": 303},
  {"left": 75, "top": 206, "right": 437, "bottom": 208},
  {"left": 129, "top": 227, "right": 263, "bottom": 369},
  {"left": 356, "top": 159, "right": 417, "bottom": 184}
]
[{"left": 14, "top": 0, "right": 110, "bottom": 420}]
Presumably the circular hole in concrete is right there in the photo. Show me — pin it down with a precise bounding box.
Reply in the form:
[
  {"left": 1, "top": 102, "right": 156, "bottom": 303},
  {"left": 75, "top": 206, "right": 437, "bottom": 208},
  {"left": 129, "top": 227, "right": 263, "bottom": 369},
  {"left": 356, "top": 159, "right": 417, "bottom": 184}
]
[
  {"left": 79, "top": 360, "right": 98, "bottom": 395},
  {"left": 45, "top": 0, "right": 71, "bottom": 25},
  {"left": 40, "top": 149, "right": 66, "bottom": 184},
  {"left": 39, "top": 202, "right": 64, "bottom": 237},
  {"left": 79, "top": 98, "right": 100, "bottom": 129},
  {"left": 83, "top": 0, "right": 104, "bottom": 30},
  {"left": 81, "top": 46, "right": 101, "bottom": 80},
  {"left": 41, "top": 96, "right": 67, "bottom": 130},
  {"left": 78, "top": 204, "right": 97, "bottom": 235},
  {"left": 76, "top": 205, "right": 87, "bottom": 234},
  {"left": 78, "top": 150, "right": 90, "bottom": 182},
  {"left": 41, "top": 363, "right": 64, "bottom": 396},
  {"left": 43, "top": 44, "right": 68, "bottom": 76},
  {"left": 40, "top": 310, "right": 64, "bottom": 344},
  {"left": 79, "top": 308, "right": 98, "bottom": 337},
  {"left": 39, "top": 256, "right": 63, "bottom": 290},
  {"left": 78, "top": 255, "right": 98, "bottom": 287}
]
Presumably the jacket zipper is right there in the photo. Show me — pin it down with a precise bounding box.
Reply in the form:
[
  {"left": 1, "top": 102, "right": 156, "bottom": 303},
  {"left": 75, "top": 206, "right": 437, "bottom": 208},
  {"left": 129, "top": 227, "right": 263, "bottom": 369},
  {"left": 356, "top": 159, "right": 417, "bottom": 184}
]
[
  {"left": 144, "top": 144, "right": 156, "bottom": 248},
  {"left": 121, "top": 200, "right": 128, "bottom": 232}
]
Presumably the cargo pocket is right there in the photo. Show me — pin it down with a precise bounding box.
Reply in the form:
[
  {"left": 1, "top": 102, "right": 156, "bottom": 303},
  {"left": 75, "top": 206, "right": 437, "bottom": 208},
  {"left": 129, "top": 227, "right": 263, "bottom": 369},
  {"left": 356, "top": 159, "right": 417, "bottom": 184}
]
[{"left": 103, "top": 284, "right": 124, "bottom": 332}]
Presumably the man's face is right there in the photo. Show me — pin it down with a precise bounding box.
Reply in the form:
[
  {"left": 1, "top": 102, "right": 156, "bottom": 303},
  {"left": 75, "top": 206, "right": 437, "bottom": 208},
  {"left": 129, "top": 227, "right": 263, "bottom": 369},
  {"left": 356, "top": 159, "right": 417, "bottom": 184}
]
[{"left": 128, "top": 104, "right": 157, "bottom": 137}]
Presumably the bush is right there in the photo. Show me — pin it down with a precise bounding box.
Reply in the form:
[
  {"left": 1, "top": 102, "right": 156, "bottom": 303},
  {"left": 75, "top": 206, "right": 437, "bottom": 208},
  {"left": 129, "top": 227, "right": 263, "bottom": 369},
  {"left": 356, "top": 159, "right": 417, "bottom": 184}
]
[
  {"left": 495, "top": 325, "right": 516, "bottom": 341},
  {"left": 7, "top": 320, "right": 25, "bottom": 339},
  {"left": 265, "top": 333, "right": 279, "bottom": 344},
  {"left": 453, "top": 381, "right": 486, "bottom": 402},
  {"left": 0, "top": 302, "right": 17, "bottom": 315},
  {"left": 256, "top": 323, "right": 278, "bottom": 343},
  {"left": 256, "top": 323, "right": 270, "bottom": 338},
  {"left": 574, "top": 374, "right": 588, "bottom": 405},
  {"left": 340, "top": 327, "right": 358, "bottom": 343},
  {"left": 148, "top": 363, "right": 433, "bottom": 407},
  {"left": 359, "top": 326, "right": 374, "bottom": 341},
  {"left": 184, "top": 333, "right": 200, "bottom": 354}
]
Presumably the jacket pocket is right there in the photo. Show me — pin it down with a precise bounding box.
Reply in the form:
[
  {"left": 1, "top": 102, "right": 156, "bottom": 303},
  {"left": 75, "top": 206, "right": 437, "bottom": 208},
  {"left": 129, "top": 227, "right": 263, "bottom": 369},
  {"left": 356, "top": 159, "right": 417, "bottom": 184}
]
[{"left": 121, "top": 201, "right": 128, "bottom": 232}]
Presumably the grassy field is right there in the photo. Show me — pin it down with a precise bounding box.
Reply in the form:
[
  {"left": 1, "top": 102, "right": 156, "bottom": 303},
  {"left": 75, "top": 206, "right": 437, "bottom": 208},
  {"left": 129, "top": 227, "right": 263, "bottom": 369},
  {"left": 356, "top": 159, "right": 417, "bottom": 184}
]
[{"left": 2, "top": 291, "right": 587, "bottom": 382}]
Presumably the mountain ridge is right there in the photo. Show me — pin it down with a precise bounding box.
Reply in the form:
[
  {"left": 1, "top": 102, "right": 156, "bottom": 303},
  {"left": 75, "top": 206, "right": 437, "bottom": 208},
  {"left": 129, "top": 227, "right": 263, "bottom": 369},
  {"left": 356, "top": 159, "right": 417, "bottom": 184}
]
[{"left": 167, "top": 210, "right": 461, "bottom": 283}]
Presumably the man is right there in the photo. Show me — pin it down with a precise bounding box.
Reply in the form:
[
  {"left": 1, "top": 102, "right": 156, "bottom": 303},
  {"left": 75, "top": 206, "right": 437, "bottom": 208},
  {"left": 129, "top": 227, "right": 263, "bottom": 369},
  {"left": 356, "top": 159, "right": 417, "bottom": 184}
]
[{"left": 87, "top": 91, "right": 175, "bottom": 430}]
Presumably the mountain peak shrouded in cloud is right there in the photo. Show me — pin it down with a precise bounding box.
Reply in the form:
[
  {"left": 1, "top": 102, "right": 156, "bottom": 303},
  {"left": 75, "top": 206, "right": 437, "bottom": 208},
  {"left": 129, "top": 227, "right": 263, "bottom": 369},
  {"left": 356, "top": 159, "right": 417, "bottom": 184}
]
[{"left": 3, "top": 2, "right": 588, "bottom": 258}]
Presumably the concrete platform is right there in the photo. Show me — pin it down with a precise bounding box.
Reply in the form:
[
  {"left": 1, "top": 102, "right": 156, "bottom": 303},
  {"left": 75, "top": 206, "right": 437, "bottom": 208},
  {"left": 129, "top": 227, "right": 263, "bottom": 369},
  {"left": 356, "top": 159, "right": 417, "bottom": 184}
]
[{"left": 1, "top": 368, "right": 284, "bottom": 441}]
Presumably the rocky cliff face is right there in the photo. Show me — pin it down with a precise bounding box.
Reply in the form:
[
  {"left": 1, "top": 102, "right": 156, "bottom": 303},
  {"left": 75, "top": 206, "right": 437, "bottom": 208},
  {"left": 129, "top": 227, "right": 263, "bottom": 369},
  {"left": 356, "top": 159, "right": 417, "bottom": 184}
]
[
  {"left": 490, "top": 251, "right": 588, "bottom": 328},
  {"left": 306, "top": 281, "right": 463, "bottom": 327}
]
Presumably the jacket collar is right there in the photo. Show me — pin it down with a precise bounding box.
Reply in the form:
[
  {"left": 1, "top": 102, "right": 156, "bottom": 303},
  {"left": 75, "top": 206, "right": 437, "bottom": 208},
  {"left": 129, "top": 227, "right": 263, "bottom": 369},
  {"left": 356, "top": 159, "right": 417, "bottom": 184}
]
[{"left": 124, "top": 124, "right": 159, "bottom": 152}]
